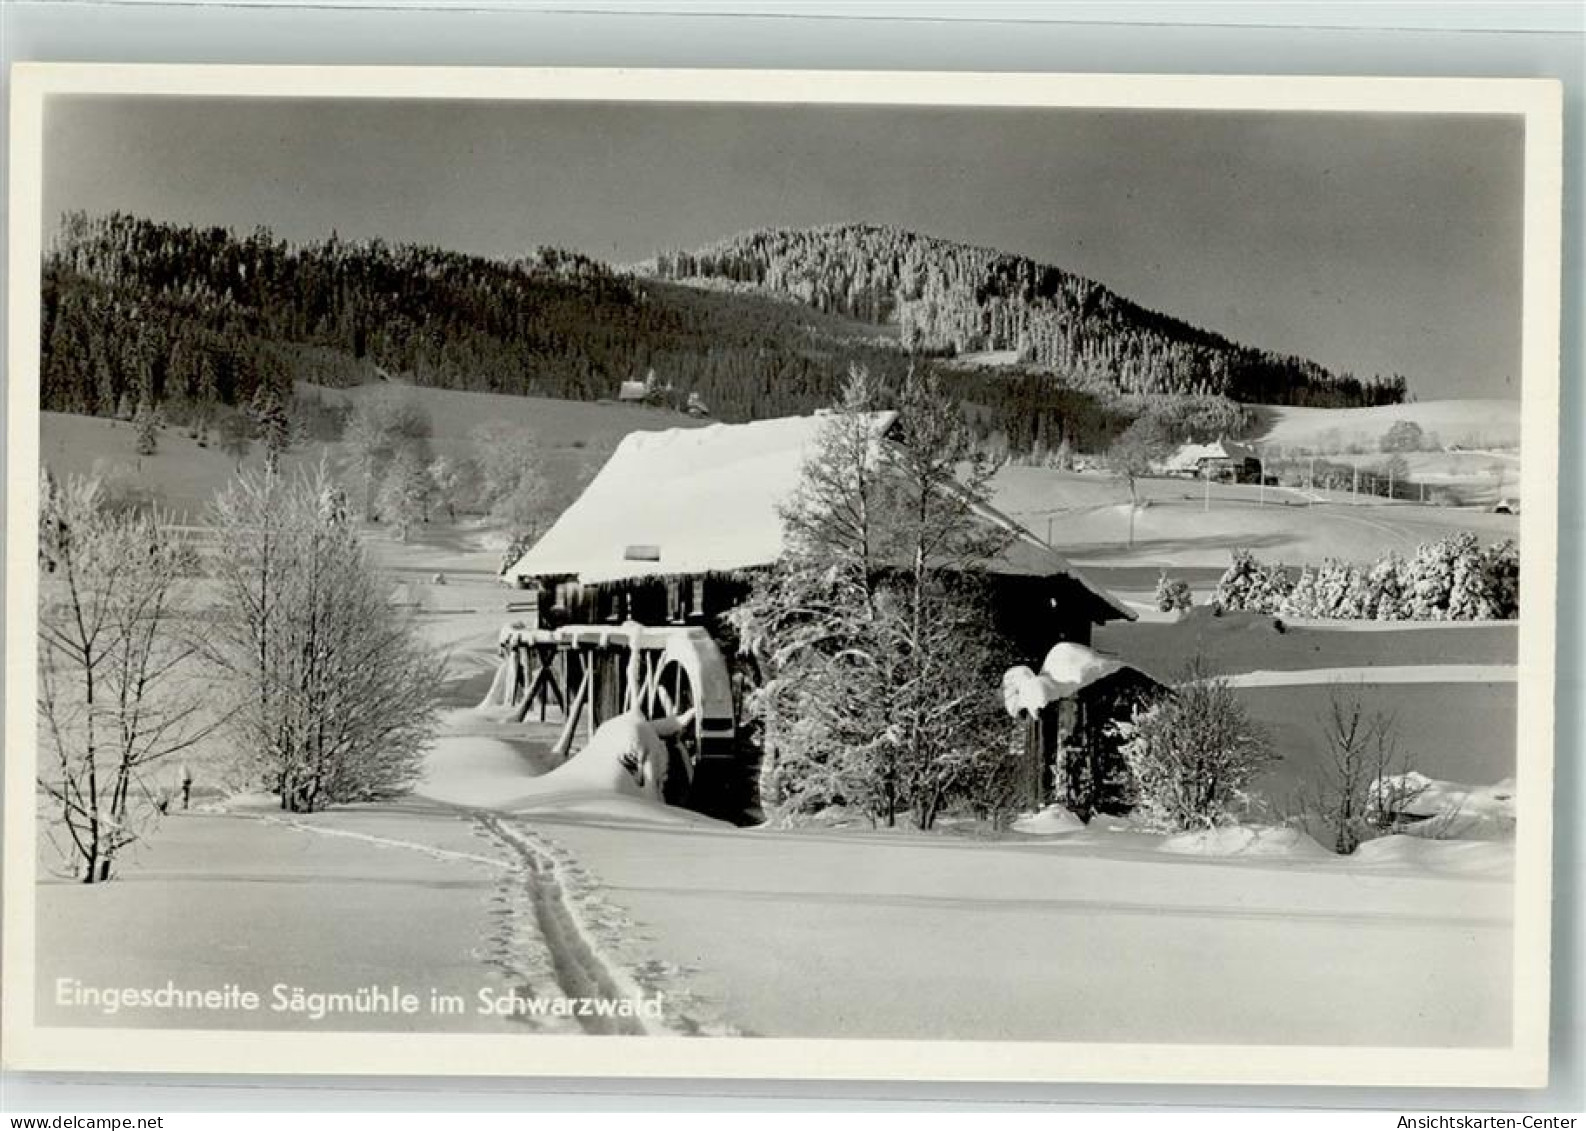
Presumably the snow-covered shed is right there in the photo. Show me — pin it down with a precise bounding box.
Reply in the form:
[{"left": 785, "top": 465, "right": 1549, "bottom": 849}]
[
  {"left": 505, "top": 412, "right": 1133, "bottom": 655},
  {"left": 1002, "top": 642, "right": 1167, "bottom": 819}
]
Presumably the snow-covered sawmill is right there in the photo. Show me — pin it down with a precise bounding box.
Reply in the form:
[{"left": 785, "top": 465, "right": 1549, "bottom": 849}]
[{"left": 489, "top": 412, "right": 1137, "bottom": 823}]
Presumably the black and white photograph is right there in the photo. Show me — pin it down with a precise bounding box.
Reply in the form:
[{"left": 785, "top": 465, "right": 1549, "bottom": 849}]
[{"left": 1, "top": 66, "right": 1563, "bottom": 1086}]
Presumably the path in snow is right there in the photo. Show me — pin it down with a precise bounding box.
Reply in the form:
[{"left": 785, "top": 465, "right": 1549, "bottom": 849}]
[{"left": 537, "top": 814, "right": 1513, "bottom": 1045}]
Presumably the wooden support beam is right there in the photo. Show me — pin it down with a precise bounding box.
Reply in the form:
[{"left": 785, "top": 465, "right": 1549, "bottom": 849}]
[{"left": 552, "top": 666, "right": 591, "bottom": 760}]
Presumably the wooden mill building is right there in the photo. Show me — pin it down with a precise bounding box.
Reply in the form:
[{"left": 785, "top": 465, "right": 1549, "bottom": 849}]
[{"left": 497, "top": 411, "right": 1136, "bottom": 822}]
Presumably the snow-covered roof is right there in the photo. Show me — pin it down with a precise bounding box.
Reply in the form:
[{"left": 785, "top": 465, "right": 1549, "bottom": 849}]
[
  {"left": 1001, "top": 642, "right": 1160, "bottom": 717},
  {"left": 506, "top": 413, "right": 1132, "bottom": 621},
  {"left": 1040, "top": 642, "right": 1127, "bottom": 694}
]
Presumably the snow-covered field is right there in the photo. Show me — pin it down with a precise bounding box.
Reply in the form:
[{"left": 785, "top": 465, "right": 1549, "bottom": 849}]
[
  {"left": 33, "top": 584, "right": 1518, "bottom": 1044},
  {"left": 1251, "top": 399, "right": 1521, "bottom": 454},
  {"left": 988, "top": 466, "right": 1516, "bottom": 574}
]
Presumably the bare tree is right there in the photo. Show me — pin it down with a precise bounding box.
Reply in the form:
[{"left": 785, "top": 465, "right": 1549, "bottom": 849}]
[
  {"left": 208, "top": 465, "right": 446, "bottom": 812},
  {"left": 37, "top": 472, "right": 217, "bottom": 882},
  {"left": 1107, "top": 415, "right": 1173, "bottom": 547},
  {"left": 1316, "top": 681, "right": 1417, "bottom": 853}
]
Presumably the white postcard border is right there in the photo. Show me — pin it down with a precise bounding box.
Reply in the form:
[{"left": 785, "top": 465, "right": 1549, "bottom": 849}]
[{"left": 3, "top": 64, "right": 1565, "bottom": 1088}]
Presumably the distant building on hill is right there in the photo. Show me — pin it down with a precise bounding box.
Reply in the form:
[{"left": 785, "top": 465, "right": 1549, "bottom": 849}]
[
  {"left": 617, "top": 379, "right": 649, "bottom": 403},
  {"left": 1161, "top": 438, "right": 1262, "bottom": 482}
]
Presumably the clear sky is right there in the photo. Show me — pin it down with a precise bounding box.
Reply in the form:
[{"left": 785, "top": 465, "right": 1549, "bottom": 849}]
[{"left": 43, "top": 96, "right": 1525, "bottom": 399}]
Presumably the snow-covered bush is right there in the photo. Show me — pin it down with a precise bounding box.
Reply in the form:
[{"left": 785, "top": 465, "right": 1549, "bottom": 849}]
[
  {"left": 1249, "top": 536, "right": 1517, "bottom": 621},
  {"left": 1483, "top": 540, "right": 1520, "bottom": 619},
  {"left": 1363, "top": 551, "right": 1408, "bottom": 620},
  {"left": 1113, "top": 665, "right": 1274, "bottom": 832},
  {"left": 1212, "top": 550, "right": 1291, "bottom": 614},
  {"left": 1211, "top": 550, "right": 1260, "bottom": 611},
  {"left": 1398, "top": 532, "right": 1493, "bottom": 620},
  {"left": 1399, "top": 536, "right": 1460, "bottom": 619},
  {"left": 1282, "top": 564, "right": 1322, "bottom": 618},
  {"left": 1286, "top": 559, "right": 1371, "bottom": 620},
  {"left": 1154, "top": 572, "right": 1194, "bottom": 613}
]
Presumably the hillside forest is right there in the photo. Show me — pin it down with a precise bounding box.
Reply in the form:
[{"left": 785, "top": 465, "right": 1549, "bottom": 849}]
[{"left": 40, "top": 213, "right": 1407, "bottom": 460}]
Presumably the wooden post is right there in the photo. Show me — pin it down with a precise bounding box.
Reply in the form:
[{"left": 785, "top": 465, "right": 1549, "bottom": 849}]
[{"left": 552, "top": 671, "right": 590, "bottom": 760}]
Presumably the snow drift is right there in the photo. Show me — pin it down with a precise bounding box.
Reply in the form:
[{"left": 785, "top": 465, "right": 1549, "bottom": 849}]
[
  {"left": 516, "top": 713, "right": 676, "bottom": 801},
  {"left": 1374, "top": 772, "right": 1516, "bottom": 840},
  {"left": 1011, "top": 804, "right": 1087, "bottom": 836},
  {"left": 1160, "top": 825, "right": 1333, "bottom": 859}
]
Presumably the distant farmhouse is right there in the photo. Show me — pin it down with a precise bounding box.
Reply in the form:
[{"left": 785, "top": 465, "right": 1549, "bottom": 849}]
[
  {"left": 617, "top": 371, "right": 711, "bottom": 417},
  {"left": 1160, "top": 438, "right": 1263, "bottom": 483},
  {"left": 495, "top": 412, "right": 1134, "bottom": 821}
]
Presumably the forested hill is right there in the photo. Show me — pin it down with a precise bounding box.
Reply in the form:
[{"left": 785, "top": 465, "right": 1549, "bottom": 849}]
[
  {"left": 40, "top": 211, "right": 912, "bottom": 426},
  {"left": 40, "top": 213, "right": 1399, "bottom": 461},
  {"left": 648, "top": 224, "right": 1407, "bottom": 408}
]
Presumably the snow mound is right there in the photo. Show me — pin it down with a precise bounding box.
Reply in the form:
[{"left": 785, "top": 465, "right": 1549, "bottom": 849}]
[
  {"left": 1349, "top": 835, "right": 1514, "bottom": 876},
  {"left": 516, "top": 713, "right": 673, "bottom": 802},
  {"left": 1160, "top": 825, "right": 1332, "bottom": 859},
  {"left": 1011, "top": 804, "right": 1086, "bottom": 836},
  {"left": 1001, "top": 665, "right": 1063, "bottom": 717},
  {"left": 1375, "top": 773, "right": 1516, "bottom": 841},
  {"left": 513, "top": 792, "right": 732, "bottom": 830}
]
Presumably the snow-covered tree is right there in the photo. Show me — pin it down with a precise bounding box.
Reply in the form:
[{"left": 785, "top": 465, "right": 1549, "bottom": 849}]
[
  {"left": 1113, "top": 662, "right": 1273, "bottom": 832},
  {"left": 731, "top": 368, "right": 895, "bottom": 821},
  {"left": 132, "top": 399, "right": 159, "bottom": 456},
  {"left": 470, "top": 422, "right": 555, "bottom": 538},
  {"left": 884, "top": 368, "right": 1014, "bottom": 829},
  {"left": 1154, "top": 572, "right": 1193, "bottom": 613},
  {"left": 732, "top": 365, "right": 1015, "bottom": 830},
  {"left": 377, "top": 446, "right": 435, "bottom": 541},
  {"left": 1380, "top": 419, "right": 1425, "bottom": 453},
  {"left": 1282, "top": 564, "right": 1322, "bottom": 618},
  {"left": 1364, "top": 551, "right": 1408, "bottom": 620},
  {"left": 1448, "top": 535, "right": 1496, "bottom": 620},
  {"left": 1399, "top": 534, "right": 1475, "bottom": 619},
  {"left": 208, "top": 465, "right": 445, "bottom": 812},
  {"left": 37, "top": 471, "right": 214, "bottom": 881},
  {"left": 427, "top": 454, "right": 481, "bottom": 521},
  {"left": 344, "top": 391, "right": 433, "bottom": 519},
  {"left": 217, "top": 410, "right": 252, "bottom": 471},
  {"left": 249, "top": 383, "right": 293, "bottom": 475},
  {"left": 1483, "top": 540, "right": 1520, "bottom": 619},
  {"left": 1107, "top": 415, "right": 1173, "bottom": 547},
  {"left": 1212, "top": 550, "right": 1291, "bottom": 614}
]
